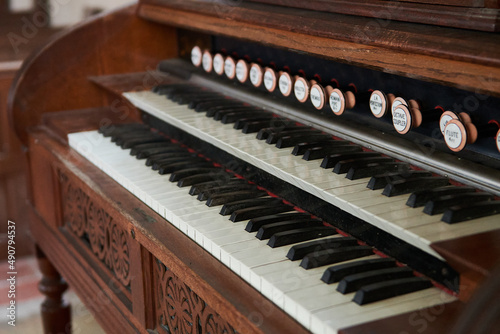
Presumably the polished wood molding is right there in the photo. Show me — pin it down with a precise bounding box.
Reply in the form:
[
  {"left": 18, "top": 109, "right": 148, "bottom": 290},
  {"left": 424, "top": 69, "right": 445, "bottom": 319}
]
[
  {"left": 138, "top": 1, "right": 500, "bottom": 98},
  {"left": 247, "top": 0, "right": 500, "bottom": 31},
  {"left": 432, "top": 229, "right": 500, "bottom": 301}
]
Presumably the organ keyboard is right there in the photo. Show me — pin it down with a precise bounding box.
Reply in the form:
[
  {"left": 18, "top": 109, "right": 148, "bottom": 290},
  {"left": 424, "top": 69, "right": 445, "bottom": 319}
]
[{"left": 8, "top": 0, "right": 500, "bottom": 333}]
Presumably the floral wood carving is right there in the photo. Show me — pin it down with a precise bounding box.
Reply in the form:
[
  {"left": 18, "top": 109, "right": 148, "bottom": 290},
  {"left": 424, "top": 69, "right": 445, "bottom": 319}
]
[
  {"left": 59, "top": 172, "right": 130, "bottom": 287},
  {"left": 154, "top": 259, "right": 237, "bottom": 334}
]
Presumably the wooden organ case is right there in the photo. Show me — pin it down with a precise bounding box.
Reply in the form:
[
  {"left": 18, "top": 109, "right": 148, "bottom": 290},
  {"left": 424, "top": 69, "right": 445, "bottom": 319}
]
[{"left": 8, "top": 1, "right": 500, "bottom": 333}]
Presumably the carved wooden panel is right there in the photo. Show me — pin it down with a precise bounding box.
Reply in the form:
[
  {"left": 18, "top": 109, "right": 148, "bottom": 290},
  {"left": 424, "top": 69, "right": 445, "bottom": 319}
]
[
  {"left": 154, "top": 259, "right": 237, "bottom": 334},
  {"left": 59, "top": 171, "right": 131, "bottom": 287}
]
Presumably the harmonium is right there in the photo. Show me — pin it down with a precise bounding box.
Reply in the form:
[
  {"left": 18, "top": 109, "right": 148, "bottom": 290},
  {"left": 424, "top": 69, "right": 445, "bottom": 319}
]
[{"left": 8, "top": 0, "right": 500, "bottom": 333}]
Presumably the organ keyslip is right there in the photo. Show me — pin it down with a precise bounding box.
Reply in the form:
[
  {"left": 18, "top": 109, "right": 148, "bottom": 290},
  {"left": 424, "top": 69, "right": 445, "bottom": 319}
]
[{"left": 8, "top": 0, "right": 500, "bottom": 333}]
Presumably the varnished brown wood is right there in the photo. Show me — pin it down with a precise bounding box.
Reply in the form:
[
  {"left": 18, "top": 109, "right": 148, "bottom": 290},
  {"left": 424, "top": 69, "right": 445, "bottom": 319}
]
[
  {"left": 432, "top": 229, "right": 500, "bottom": 301},
  {"left": 88, "top": 71, "right": 176, "bottom": 96},
  {"left": 36, "top": 245, "right": 71, "bottom": 334},
  {"left": 30, "top": 204, "right": 142, "bottom": 334},
  {"left": 246, "top": 0, "right": 500, "bottom": 31},
  {"left": 8, "top": 4, "right": 178, "bottom": 145},
  {"left": 138, "top": 1, "right": 500, "bottom": 98}
]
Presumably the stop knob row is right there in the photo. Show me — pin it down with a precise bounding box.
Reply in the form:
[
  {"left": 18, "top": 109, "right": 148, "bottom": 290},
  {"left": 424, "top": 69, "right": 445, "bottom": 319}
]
[{"left": 192, "top": 47, "right": 500, "bottom": 153}]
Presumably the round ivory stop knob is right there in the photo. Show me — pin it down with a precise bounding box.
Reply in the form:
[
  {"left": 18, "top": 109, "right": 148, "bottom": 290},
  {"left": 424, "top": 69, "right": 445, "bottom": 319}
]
[
  {"left": 213, "top": 53, "right": 225, "bottom": 75},
  {"left": 278, "top": 72, "right": 293, "bottom": 96},
  {"left": 369, "top": 90, "right": 389, "bottom": 118},
  {"left": 443, "top": 119, "right": 476, "bottom": 152},
  {"left": 236, "top": 59, "right": 250, "bottom": 83},
  {"left": 249, "top": 63, "right": 264, "bottom": 87},
  {"left": 310, "top": 83, "right": 326, "bottom": 109},
  {"left": 294, "top": 76, "right": 310, "bottom": 103},
  {"left": 202, "top": 50, "right": 213, "bottom": 73},
  {"left": 496, "top": 129, "right": 500, "bottom": 153},
  {"left": 263, "top": 67, "right": 277, "bottom": 92},
  {"left": 224, "top": 56, "right": 236, "bottom": 79},
  {"left": 392, "top": 104, "right": 413, "bottom": 134},
  {"left": 326, "top": 86, "right": 355, "bottom": 116},
  {"left": 191, "top": 46, "right": 202, "bottom": 67}
]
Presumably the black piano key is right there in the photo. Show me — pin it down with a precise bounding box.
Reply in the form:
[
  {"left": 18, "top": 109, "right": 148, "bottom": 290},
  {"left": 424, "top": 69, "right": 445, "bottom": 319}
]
[
  {"left": 120, "top": 135, "right": 166, "bottom": 149},
  {"left": 406, "top": 185, "right": 476, "bottom": 208},
  {"left": 188, "top": 97, "right": 227, "bottom": 109},
  {"left": 197, "top": 183, "right": 256, "bottom": 201},
  {"left": 208, "top": 106, "right": 254, "bottom": 118},
  {"left": 136, "top": 147, "right": 183, "bottom": 159},
  {"left": 320, "top": 152, "right": 380, "bottom": 169},
  {"left": 382, "top": 177, "right": 450, "bottom": 197},
  {"left": 299, "top": 245, "right": 373, "bottom": 269},
  {"left": 287, "top": 236, "right": 358, "bottom": 261},
  {"left": 147, "top": 150, "right": 196, "bottom": 165},
  {"left": 303, "top": 145, "right": 363, "bottom": 161},
  {"left": 441, "top": 200, "right": 500, "bottom": 224},
  {"left": 256, "top": 219, "right": 325, "bottom": 240},
  {"left": 333, "top": 157, "right": 394, "bottom": 174},
  {"left": 266, "top": 129, "right": 320, "bottom": 145},
  {"left": 353, "top": 277, "right": 433, "bottom": 305},
  {"left": 195, "top": 100, "right": 242, "bottom": 112},
  {"left": 337, "top": 267, "right": 414, "bottom": 294},
  {"left": 291, "top": 140, "right": 340, "bottom": 156},
  {"left": 276, "top": 134, "right": 333, "bottom": 149},
  {"left": 242, "top": 118, "right": 293, "bottom": 134},
  {"left": 157, "top": 159, "right": 212, "bottom": 174},
  {"left": 111, "top": 130, "right": 152, "bottom": 143},
  {"left": 214, "top": 107, "right": 265, "bottom": 121},
  {"left": 174, "top": 93, "right": 221, "bottom": 105},
  {"left": 206, "top": 190, "right": 267, "bottom": 206},
  {"left": 130, "top": 142, "right": 175, "bottom": 156},
  {"left": 222, "top": 111, "right": 271, "bottom": 124},
  {"left": 169, "top": 167, "right": 220, "bottom": 182},
  {"left": 267, "top": 226, "right": 337, "bottom": 248},
  {"left": 154, "top": 83, "right": 193, "bottom": 94},
  {"left": 220, "top": 198, "right": 284, "bottom": 216},
  {"left": 99, "top": 123, "right": 149, "bottom": 137},
  {"left": 166, "top": 86, "right": 210, "bottom": 97},
  {"left": 168, "top": 90, "right": 206, "bottom": 101},
  {"left": 256, "top": 125, "right": 304, "bottom": 140},
  {"left": 245, "top": 212, "right": 312, "bottom": 232},
  {"left": 230, "top": 205, "right": 293, "bottom": 222},
  {"left": 346, "top": 162, "right": 410, "bottom": 180},
  {"left": 189, "top": 178, "right": 244, "bottom": 196},
  {"left": 152, "top": 84, "right": 191, "bottom": 95},
  {"left": 423, "top": 192, "right": 493, "bottom": 215},
  {"left": 152, "top": 155, "right": 201, "bottom": 170},
  {"left": 321, "top": 258, "right": 397, "bottom": 284},
  {"left": 177, "top": 174, "right": 225, "bottom": 188},
  {"left": 367, "top": 171, "right": 432, "bottom": 190},
  {"left": 233, "top": 116, "right": 275, "bottom": 129}
]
